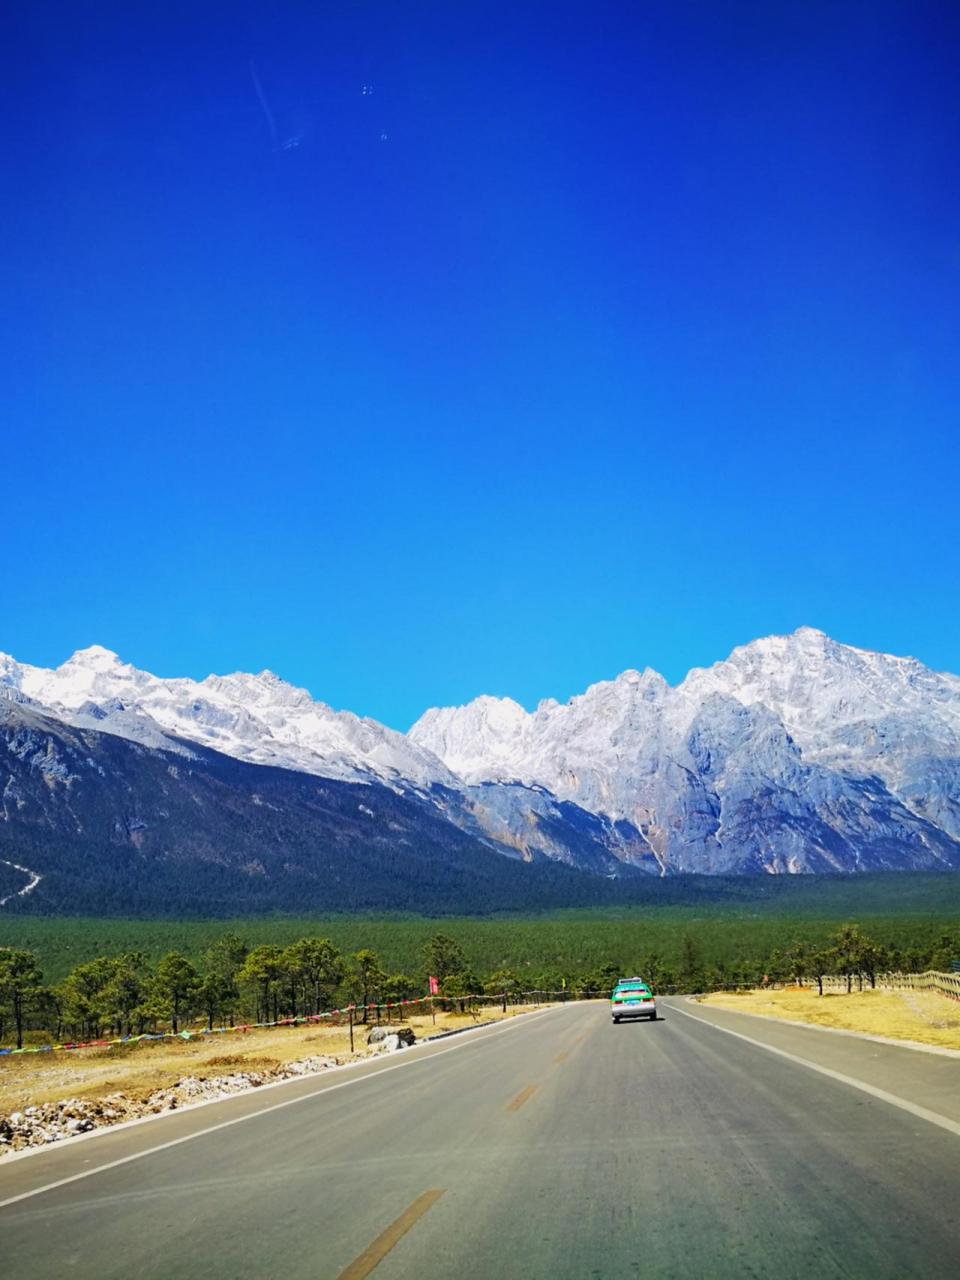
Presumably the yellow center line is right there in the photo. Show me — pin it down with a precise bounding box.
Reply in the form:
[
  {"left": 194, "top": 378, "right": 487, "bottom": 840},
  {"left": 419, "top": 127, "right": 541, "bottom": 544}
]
[
  {"left": 337, "top": 1188, "right": 446, "bottom": 1280},
  {"left": 553, "top": 1050, "right": 569, "bottom": 1063},
  {"left": 506, "top": 1083, "right": 538, "bottom": 1111}
]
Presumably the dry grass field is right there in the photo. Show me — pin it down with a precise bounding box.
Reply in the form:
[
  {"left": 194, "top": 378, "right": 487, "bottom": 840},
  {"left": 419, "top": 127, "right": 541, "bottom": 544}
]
[
  {"left": 0, "top": 1004, "right": 531, "bottom": 1116},
  {"left": 701, "top": 986, "right": 960, "bottom": 1050}
]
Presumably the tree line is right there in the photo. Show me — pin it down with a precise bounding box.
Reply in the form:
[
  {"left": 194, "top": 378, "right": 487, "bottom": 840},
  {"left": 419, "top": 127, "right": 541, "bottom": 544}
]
[
  {"left": 1, "top": 923, "right": 957, "bottom": 1049},
  {"left": 0, "top": 932, "right": 497, "bottom": 1049}
]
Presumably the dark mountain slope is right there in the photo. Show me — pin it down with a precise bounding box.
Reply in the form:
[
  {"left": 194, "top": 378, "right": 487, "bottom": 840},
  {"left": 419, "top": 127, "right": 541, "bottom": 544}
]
[{"left": 0, "top": 700, "right": 627, "bottom": 916}]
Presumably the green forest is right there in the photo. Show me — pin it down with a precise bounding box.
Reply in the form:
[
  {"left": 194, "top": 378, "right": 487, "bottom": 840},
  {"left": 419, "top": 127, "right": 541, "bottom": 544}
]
[
  {"left": 4, "top": 915, "right": 955, "bottom": 1051},
  {"left": 2, "top": 871, "right": 959, "bottom": 984},
  {"left": 3, "top": 872, "right": 959, "bottom": 1048}
]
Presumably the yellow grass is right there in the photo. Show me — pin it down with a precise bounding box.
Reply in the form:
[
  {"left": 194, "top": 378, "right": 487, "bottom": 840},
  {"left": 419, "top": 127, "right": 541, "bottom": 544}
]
[
  {"left": 0, "top": 1004, "right": 531, "bottom": 1115},
  {"left": 700, "top": 986, "right": 960, "bottom": 1050}
]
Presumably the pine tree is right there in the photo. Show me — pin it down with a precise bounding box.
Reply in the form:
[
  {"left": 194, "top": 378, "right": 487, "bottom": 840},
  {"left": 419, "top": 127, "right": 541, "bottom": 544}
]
[
  {"left": 153, "top": 952, "right": 200, "bottom": 1033},
  {"left": 0, "top": 949, "right": 43, "bottom": 1049}
]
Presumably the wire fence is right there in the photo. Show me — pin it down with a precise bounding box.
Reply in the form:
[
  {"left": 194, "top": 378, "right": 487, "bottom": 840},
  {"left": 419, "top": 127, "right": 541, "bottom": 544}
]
[
  {"left": 8, "top": 971, "right": 958, "bottom": 1056},
  {"left": 0, "top": 989, "right": 587, "bottom": 1057}
]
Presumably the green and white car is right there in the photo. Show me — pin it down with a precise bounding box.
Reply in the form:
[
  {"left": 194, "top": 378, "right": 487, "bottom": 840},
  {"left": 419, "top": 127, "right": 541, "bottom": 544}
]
[{"left": 611, "top": 978, "right": 657, "bottom": 1023}]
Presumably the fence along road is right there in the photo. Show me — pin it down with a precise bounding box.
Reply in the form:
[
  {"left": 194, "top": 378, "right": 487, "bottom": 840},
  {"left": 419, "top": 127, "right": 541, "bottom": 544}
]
[
  {"left": 2, "top": 998, "right": 960, "bottom": 1279},
  {"left": 820, "top": 969, "right": 960, "bottom": 998}
]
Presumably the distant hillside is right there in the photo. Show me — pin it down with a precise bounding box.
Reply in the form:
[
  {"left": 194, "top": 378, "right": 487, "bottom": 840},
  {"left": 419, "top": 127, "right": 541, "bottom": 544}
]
[
  {"left": 0, "top": 699, "right": 629, "bottom": 916},
  {"left": 2, "top": 626, "right": 960, "bottom": 916}
]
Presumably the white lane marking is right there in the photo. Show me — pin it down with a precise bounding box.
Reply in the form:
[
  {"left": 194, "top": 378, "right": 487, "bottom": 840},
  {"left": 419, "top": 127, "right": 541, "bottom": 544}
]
[
  {"left": 1, "top": 1004, "right": 569, "bottom": 1171},
  {"left": 685, "top": 1000, "right": 960, "bottom": 1059},
  {"left": 667, "top": 1001, "right": 960, "bottom": 1140},
  {"left": 0, "top": 1005, "right": 567, "bottom": 1211}
]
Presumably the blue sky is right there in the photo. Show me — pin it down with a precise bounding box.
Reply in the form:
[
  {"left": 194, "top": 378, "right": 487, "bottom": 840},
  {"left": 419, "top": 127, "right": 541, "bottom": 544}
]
[{"left": 4, "top": 2, "right": 958, "bottom": 728}]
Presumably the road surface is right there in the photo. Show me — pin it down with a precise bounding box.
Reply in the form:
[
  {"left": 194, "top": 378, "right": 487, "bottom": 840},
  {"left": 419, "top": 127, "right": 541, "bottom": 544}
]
[{"left": 2, "top": 998, "right": 959, "bottom": 1278}]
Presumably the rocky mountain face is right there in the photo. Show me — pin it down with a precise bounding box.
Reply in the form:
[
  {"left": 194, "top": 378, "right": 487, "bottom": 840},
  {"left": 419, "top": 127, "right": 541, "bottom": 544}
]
[
  {"left": 410, "top": 629, "right": 960, "bottom": 875},
  {"left": 0, "top": 650, "right": 650, "bottom": 911},
  {"left": 2, "top": 629, "right": 959, "bottom": 912},
  {"left": 0, "top": 646, "right": 641, "bottom": 874}
]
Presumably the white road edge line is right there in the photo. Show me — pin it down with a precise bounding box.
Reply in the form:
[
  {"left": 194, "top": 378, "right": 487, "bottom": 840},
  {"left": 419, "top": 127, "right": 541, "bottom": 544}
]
[
  {"left": 0, "top": 1005, "right": 565, "bottom": 1211},
  {"left": 685, "top": 1000, "right": 960, "bottom": 1059},
  {"left": 667, "top": 1000, "right": 960, "bottom": 1140},
  {"left": 0, "top": 1005, "right": 563, "bottom": 1171}
]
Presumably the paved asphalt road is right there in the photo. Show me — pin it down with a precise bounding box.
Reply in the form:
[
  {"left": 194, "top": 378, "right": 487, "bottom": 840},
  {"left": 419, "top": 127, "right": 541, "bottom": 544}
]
[{"left": 2, "top": 998, "right": 960, "bottom": 1279}]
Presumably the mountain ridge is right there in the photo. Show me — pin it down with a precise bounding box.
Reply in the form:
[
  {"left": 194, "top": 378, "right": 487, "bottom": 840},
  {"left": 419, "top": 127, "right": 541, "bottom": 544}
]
[
  {"left": 0, "top": 695, "right": 640, "bottom": 916},
  {"left": 3, "top": 629, "right": 960, "bottom": 896}
]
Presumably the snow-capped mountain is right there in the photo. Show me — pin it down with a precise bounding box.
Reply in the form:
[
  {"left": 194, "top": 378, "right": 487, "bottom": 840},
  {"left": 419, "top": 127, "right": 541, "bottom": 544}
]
[
  {"left": 2, "top": 629, "right": 960, "bottom": 895},
  {"left": 0, "top": 645, "right": 637, "bottom": 875},
  {"left": 411, "top": 629, "right": 960, "bottom": 796},
  {"left": 0, "top": 645, "right": 455, "bottom": 789},
  {"left": 410, "top": 628, "right": 960, "bottom": 874},
  {"left": 0, "top": 695, "right": 609, "bottom": 916}
]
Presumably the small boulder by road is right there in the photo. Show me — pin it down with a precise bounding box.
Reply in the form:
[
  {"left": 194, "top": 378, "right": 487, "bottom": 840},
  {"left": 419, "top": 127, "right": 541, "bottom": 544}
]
[{"left": 366, "top": 1026, "right": 416, "bottom": 1048}]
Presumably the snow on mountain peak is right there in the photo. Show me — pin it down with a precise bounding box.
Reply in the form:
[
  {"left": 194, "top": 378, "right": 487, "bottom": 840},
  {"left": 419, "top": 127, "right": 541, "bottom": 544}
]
[
  {"left": 5, "top": 631, "right": 960, "bottom": 877},
  {"left": 410, "top": 630, "right": 960, "bottom": 841},
  {"left": 681, "top": 627, "right": 960, "bottom": 754},
  {"left": 409, "top": 694, "right": 531, "bottom": 783},
  {"left": 2, "top": 648, "right": 455, "bottom": 790},
  {"left": 408, "top": 666, "right": 673, "bottom": 788},
  {"left": 63, "top": 644, "right": 123, "bottom": 669}
]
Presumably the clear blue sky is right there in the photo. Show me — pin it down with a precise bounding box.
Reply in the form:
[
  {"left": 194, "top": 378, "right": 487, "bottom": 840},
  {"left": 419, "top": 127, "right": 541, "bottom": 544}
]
[{"left": 4, "top": 2, "right": 958, "bottom": 728}]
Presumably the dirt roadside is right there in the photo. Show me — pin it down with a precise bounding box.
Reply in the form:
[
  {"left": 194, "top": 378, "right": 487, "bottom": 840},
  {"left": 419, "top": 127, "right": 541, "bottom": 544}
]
[
  {"left": 0, "top": 1004, "right": 536, "bottom": 1156},
  {"left": 699, "top": 986, "right": 960, "bottom": 1050}
]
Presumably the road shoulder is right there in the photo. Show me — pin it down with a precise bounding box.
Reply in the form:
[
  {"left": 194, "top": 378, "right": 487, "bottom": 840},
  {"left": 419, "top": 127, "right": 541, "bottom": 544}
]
[
  {"left": 663, "top": 997, "right": 960, "bottom": 1132},
  {"left": 0, "top": 1005, "right": 564, "bottom": 1209},
  {"left": 693, "top": 999, "right": 960, "bottom": 1058}
]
